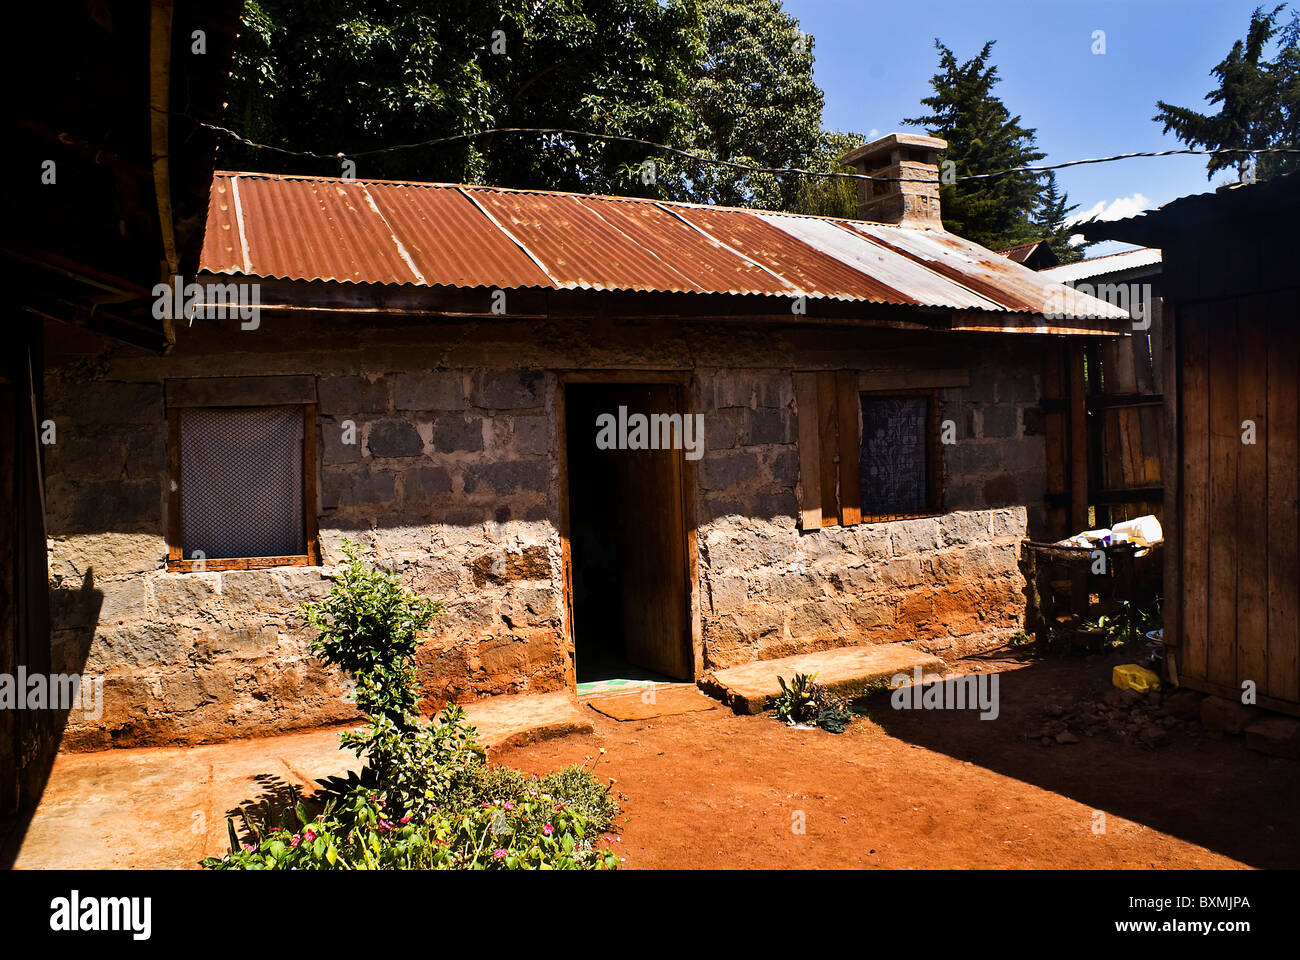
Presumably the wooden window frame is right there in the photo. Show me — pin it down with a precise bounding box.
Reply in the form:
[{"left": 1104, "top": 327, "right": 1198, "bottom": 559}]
[
  {"left": 855, "top": 388, "right": 944, "bottom": 523},
  {"left": 795, "top": 369, "right": 953, "bottom": 530},
  {"left": 165, "top": 376, "right": 320, "bottom": 572}
]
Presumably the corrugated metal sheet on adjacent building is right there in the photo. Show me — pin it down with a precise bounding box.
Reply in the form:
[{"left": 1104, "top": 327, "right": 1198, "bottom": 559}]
[
  {"left": 1038, "top": 248, "right": 1163, "bottom": 285},
  {"left": 199, "top": 172, "right": 1130, "bottom": 323}
]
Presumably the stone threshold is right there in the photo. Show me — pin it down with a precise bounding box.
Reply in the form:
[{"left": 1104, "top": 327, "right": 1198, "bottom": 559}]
[{"left": 700, "top": 643, "right": 947, "bottom": 715}]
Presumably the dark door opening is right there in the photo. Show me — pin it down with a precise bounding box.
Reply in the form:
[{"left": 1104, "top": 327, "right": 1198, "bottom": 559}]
[{"left": 565, "top": 382, "right": 692, "bottom": 684}]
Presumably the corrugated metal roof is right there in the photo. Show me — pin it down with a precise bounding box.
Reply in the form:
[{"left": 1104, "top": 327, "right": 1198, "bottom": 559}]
[
  {"left": 199, "top": 171, "right": 1130, "bottom": 322},
  {"left": 1039, "top": 247, "right": 1162, "bottom": 284},
  {"left": 844, "top": 222, "right": 1123, "bottom": 318}
]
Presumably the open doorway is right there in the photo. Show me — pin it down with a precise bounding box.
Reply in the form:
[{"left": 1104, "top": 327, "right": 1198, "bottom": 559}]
[{"left": 564, "top": 381, "right": 692, "bottom": 685}]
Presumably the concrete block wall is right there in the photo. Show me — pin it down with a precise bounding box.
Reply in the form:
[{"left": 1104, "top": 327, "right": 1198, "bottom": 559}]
[
  {"left": 693, "top": 354, "right": 1041, "bottom": 669},
  {"left": 42, "top": 316, "right": 1048, "bottom": 748}
]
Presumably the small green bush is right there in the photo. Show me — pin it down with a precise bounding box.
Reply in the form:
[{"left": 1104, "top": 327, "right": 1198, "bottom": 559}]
[
  {"left": 204, "top": 541, "right": 621, "bottom": 871},
  {"left": 467, "top": 760, "right": 619, "bottom": 834},
  {"left": 539, "top": 764, "right": 620, "bottom": 832},
  {"left": 202, "top": 791, "right": 618, "bottom": 871},
  {"left": 771, "top": 672, "right": 852, "bottom": 734}
]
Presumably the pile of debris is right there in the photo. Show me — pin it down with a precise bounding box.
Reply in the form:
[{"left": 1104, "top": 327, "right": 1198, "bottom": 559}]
[
  {"left": 1027, "top": 687, "right": 1202, "bottom": 749},
  {"left": 1054, "top": 514, "right": 1163, "bottom": 557}
]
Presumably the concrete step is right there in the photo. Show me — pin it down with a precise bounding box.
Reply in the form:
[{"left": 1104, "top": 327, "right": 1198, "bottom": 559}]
[
  {"left": 464, "top": 690, "right": 594, "bottom": 749},
  {"left": 701, "top": 643, "right": 947, "bottom": 715},
  {"left": 9, "top": 691, "right": 595, "bottom": 869}
]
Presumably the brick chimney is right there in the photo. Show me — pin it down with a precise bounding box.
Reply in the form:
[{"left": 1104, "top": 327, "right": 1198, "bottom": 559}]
[{"left": 840, "top": 132, "right": 947, "bottom": 228}]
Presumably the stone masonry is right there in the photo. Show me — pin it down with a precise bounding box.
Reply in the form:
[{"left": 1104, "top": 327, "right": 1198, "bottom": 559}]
[{"left": 43, "top": 314, "right": 1048, "bottom": 749}]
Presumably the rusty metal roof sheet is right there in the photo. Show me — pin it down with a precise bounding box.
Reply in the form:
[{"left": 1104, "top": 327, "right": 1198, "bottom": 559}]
[
  {"left": 200, "top": 172, "right": 1130, "bottom": 322},
  {"left": 843, "top": 221, "right": 1127, "bottom": 318},
  {"left": 757, "top": 212, "right": 999, "bottom": 310}
]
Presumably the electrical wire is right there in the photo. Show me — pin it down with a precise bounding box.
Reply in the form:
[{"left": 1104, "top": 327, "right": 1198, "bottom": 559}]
[{"left": 195, "top": 118, "right": 1300, "bottom": 184}]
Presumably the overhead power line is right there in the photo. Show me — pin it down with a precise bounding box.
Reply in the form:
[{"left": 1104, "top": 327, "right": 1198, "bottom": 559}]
[{"left": 195, "top": 119, "right": 1300, "bottom": 184}]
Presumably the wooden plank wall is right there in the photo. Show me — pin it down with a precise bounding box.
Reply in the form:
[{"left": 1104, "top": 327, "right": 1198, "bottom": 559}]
[
  {"left": 1089, "top": 293, "right": 1164, "bottom": 526},
  {"left": 1175, "top": 289, "right": 1300, "bottom": 713}
]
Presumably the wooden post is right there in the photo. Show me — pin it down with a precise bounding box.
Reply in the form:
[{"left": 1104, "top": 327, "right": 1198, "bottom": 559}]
[{"left": 1067, "top": 341, "right": 1089, "bottom": 533}]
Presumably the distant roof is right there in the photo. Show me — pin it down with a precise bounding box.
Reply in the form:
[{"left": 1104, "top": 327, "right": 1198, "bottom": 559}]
[
  {"left": 997, "top": 239, "right": 1059, "bottom": 270},
  {"left": 200, "top": 172, "right": 1129, "bottom": 322},
  {"left": 1080, "top": 172, "right": 1299, "bottom": 246},
  {"left": 1039, "top": 247, "right": 1162, "bottom": 284},
  {"left": 998, "top": 240, "right": 1043, "bottom": 262}
]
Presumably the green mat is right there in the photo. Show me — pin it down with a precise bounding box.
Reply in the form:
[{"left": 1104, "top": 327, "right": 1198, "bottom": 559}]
[{"left": 576, "top": 678, "right": 658, "bottom": 698}]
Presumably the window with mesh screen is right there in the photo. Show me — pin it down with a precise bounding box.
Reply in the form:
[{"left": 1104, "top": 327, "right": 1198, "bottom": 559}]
[
  {"left": 179, "top": 405, "right": 306, "bottom": 559},
  {"left": 858, "top": 395, "right": 929, "bottom": 517}
]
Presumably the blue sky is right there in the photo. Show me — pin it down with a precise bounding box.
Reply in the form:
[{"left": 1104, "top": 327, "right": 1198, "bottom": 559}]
[{"left": 785, "top": 0, "right": 1284, "bottom": 250}]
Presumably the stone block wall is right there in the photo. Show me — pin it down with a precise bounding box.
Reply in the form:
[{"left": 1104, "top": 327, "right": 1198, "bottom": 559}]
[
  {"left": 693, "top": 352, "right": 1042, "bottom": 668},
  {"left": 42, "top": 315, "right": 1048, "bottom": 748}
]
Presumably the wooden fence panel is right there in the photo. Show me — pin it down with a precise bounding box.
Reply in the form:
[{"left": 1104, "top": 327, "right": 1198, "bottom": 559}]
[
  {"left": 1236, "top": 298, "right": 1269, "bottom": 695},
  {"left": 1265, "top": 299, "right": 1299, "bottom": 703},
  {"left": 1181, "top": 304, "right": 1211, "bottom": 684},
  {"left": 1083, "top": 300, "right": 1165, "bottom": 529},
  {"left": 1206, "top": 301, "right": 1238, "bottom": 689}
]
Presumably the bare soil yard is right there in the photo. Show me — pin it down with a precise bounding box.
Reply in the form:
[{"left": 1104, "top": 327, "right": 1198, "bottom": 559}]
[{"left": 495, "top": 653, "right": 1299, "bottom": 869}]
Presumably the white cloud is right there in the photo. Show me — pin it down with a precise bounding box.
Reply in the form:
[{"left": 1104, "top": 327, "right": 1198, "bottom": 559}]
[{"left": 1067, "top": 192, "right": 1151, "bottom": 226}]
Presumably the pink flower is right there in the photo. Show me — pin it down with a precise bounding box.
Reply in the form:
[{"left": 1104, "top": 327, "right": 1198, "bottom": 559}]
[
  {"left": 504, "top": 802, "right": 515, "bottom": 811},
  {"left": 542, "top": 823, "right": 553, "bottom": 836},
  {"left": 304, "top": 828, "right": 316, "bottom": 842},
  {"left": 400, "top": 815, "right": 412, "bottom": 824},
  {"left": 290, "top": 835, "right": 300, "bottom": 848},
  {"left": 242, "top": 843, "right": 255, "bottom": 852},
  {"left": 493, "top": 849, "right": 508, "bottom": 859}
]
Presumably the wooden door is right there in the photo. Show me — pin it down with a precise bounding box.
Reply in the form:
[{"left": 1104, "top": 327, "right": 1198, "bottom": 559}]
[{"left": 611, "top": 384, "right": 691, "bottom": 679}]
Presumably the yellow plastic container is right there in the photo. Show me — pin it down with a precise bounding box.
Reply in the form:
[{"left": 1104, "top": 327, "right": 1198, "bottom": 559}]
[{"left": 1113, "top": 663, "right": 1161, "bottom": 693}]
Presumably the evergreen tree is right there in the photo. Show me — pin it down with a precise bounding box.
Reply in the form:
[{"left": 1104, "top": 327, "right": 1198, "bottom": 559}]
[
  {"left": 903, "top": 40, "right": 1046, "bottom": 249},
  {"left": 1035, "top": 172, "right": 1089, "bottom": 264},
  {"left": 1154, "top": 4, "right": 1299, "bottom": 180}
]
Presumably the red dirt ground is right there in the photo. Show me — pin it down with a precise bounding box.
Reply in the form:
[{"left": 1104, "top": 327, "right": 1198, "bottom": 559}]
[{"left": 492, "top": 653, "right": 1300, "bottom": 869}]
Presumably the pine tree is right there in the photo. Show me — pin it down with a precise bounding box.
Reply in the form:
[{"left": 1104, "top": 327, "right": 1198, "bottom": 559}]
[
  {"left": 1035, "top": 172, "right": 1090, "bottom": 265},
  {"left": 1154, "top": 4, "right": 1298, "bottom": 181},
  {"left": 903, "top": 40, "right": 1046, "bottom": 249}
]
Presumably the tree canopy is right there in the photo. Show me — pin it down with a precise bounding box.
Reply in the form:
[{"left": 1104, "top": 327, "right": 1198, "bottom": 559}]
[
  {"left": 676, "top": 0, "right": 826, "bottom": 210},
  {"left": 224, "top": 0, "right": 871, "bottom": 209},
  {"left": 225, "top": 0, "right": 703, "bottom": 194},
  {"left": 1034, "top": 172, "right": 1087, "bottom": 265},
  {"left": 903, "top": 40, "right": 1051, "bottom": 251},
  {"left": 1154, "top": 4, "right": 1299, "bottom": 181},
  {"left": 223, "top": 0, "right": 1104, "bottom": 256}
]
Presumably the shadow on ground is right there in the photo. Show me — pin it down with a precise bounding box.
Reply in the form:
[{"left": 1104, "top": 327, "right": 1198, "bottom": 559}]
[{"left": 861, "top": 651, "right": 1300, "bottom": 869}]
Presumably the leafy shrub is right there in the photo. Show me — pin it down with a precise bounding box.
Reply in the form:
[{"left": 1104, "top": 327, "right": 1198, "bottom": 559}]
[
  {"left": 203, "top": 541, "right": 621, "bottom": 870},
  {"left": 1082, "top": 597, "right": 1162, "bottom": 652},
  {"left": 202, "top": 791, "right": 618, "bottom": 871},
  {"left": 304, "top": 540, "right": 443, "bottom": 786},
  {"left": 539, "top": 764, "right": 620, "bottom": 832},
  {"left": 771, "top": 672, "right": 852, "bottom": 734},
  {"left": 467, "top": 758, "right": 620, "bottom": 833},
  {"left": 364, "top": 703, "right": 487, "bottom": 821}
]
